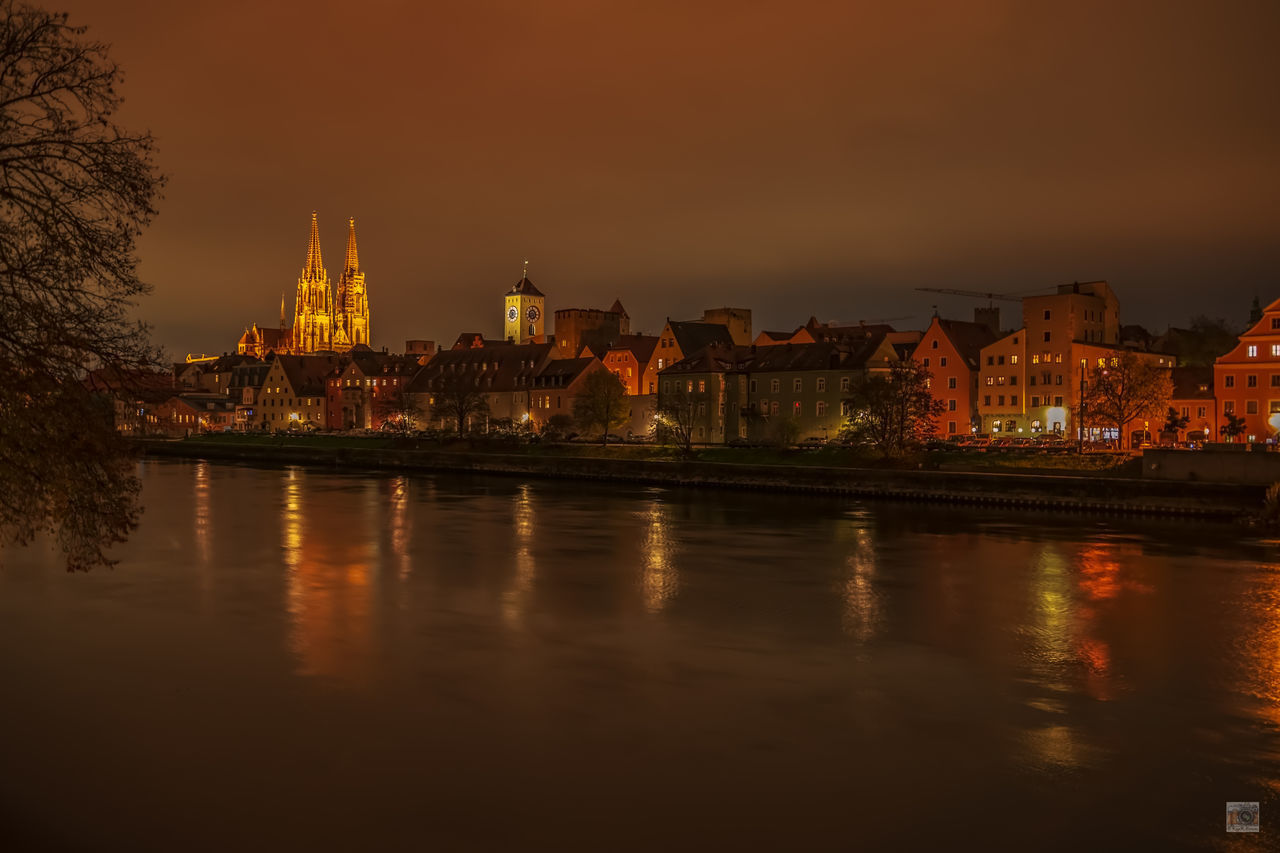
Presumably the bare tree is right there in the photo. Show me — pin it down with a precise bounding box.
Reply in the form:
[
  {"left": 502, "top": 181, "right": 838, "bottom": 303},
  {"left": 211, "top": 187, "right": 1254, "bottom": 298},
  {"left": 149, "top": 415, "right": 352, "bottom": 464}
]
[
  {"left": 0, "top": 3, "right": 165, "bottom": 570},
  {"left": 572, "top": 368, "right": 628, "bottom": 445},
  {"left": 1082, "top": 353, "right": 1173, "bottom": 447},
  {"left": 841, "top": 361, "right": 943, "bottom": 456},
  {"left": 429, "top": 376, "right": 490, "bottom": 436},
  {"left": 655, "top": 387, "right": 698, "bottom": 455}
]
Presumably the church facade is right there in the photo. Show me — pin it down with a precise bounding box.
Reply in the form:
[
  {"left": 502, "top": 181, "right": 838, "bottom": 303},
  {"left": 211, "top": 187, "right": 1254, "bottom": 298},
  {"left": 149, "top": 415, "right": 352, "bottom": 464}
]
[{"left": 238, "top": 213, "right": 371, "bottom": 357}]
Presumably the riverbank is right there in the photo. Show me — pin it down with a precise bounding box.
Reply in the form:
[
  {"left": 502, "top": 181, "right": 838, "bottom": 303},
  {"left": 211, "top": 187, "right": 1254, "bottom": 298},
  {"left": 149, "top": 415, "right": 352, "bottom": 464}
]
[{"left": 133, "top": 436, "right": 1262, "bottom": 520}]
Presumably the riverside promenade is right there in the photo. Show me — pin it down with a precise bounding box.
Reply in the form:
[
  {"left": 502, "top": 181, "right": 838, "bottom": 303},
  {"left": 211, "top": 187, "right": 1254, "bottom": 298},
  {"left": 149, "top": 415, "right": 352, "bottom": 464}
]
[{"left": 135, "top": 437, "right": 1262, "bottom": 521}]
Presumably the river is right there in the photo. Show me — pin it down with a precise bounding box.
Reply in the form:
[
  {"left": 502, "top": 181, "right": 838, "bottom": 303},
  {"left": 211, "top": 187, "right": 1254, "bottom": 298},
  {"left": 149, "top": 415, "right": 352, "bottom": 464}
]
[{"left": 0, "top": 459, "right": 1276, "bottom": 850}]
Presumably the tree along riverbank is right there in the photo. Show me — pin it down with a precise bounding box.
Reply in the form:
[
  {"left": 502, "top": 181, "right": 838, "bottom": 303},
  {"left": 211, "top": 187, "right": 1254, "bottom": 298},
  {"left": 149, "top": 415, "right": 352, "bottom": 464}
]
[{"left": 133, "top": 436, "right": 1262, "bottom": 521}]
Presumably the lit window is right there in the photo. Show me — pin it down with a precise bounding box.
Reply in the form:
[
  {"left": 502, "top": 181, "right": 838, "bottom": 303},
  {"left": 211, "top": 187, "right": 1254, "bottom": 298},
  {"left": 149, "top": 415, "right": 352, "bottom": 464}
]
[
  {"left": 1248, "top": 345, "right": 1258, "bottom": 357},
  {"left": 698, "top": 380, "right": 706, "bottom": 392},
  {"left": 840, "top": 377, "right": 850, "bottom": 391},
  {"left": 1010, "top": 355, "right": 1018, "bottom": 365},
  {"left": 1032, "top": 355, "right": 1040, "bottom": 364},
  {"left": 793, "top": 378, "right": 802, "bottom": 392},
  {"left": 816, "top": 378, "right": 826, "bottom": 392},
  {"left": 817, "top": 401, "right": 827, "bottom": 417},
  {"left": 771, "top": 379, "right": 780, "bottom": 393},
  {"left": 793, "top": 401, "right": 801, "bottom": 415},
  {"left": 1272, "top": 345, "right": 1280, "bottom": 357}
]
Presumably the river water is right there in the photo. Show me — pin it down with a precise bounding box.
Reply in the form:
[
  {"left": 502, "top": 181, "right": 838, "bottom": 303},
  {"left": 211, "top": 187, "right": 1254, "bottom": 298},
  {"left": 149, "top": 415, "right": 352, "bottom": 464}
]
[{"left": 0, "top": 459, "right": 1276, "bottom": 850}]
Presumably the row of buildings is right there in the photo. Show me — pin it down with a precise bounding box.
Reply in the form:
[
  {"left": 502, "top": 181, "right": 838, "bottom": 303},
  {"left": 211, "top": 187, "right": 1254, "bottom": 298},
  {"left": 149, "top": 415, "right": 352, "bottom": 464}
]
[{"left": 120, "top": 268, "right": 1278, "bottom": 448}]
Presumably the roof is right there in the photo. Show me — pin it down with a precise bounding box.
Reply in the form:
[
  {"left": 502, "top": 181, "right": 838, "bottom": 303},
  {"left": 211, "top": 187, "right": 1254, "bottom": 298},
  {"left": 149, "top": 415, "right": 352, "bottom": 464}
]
[
  {"left": 660, "top": 343, "right": 756, "bottom": 375},
  {"left": 273, "top": 354, "right": 344, "bottom": 396},
  {"left": 609, "top": 298, "right": 628, "bottom": 317},
  {"left": 534, "top": 357, "right": 596, "bottom": 387},
  {"left": 451, "top": 332, "right": 504, "bottom": 350},
  {"left": 660, "top": 338, "right": 901, "bottom": 377},
  {"left": 1170, "top": 366, "right": 1215, "bottom": 400},
  {"left": 509, "top": 276, "right": 544, "bottom": 297},
  {"left": 668, "top": 320, "right": 734, "bottom": 355},
  {"left": 607, "top": 334, "right": 659, "bottom": 365},
  {"left": 408, "top": 342, "right": 554, "bottom": 394},
  {"left": 932, "top": 318, "right": 1000, "bottom": 369}
]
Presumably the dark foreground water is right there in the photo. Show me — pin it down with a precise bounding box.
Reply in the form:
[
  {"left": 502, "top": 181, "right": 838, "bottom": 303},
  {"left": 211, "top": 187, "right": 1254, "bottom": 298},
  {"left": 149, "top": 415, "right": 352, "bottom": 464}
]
[{"left": 1, "top": 459, "right": 1277, "bottom": 850}]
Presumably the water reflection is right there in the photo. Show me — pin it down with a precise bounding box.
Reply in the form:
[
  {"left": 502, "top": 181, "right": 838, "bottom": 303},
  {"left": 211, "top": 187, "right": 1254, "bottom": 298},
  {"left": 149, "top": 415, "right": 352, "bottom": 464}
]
[
  {"left": 193, "top": 460, "right": 211, "bottom": 567},
  {"left": 281, "top": 469, "right": 378, "bottom": 684},
  {"left": 839, "top": 523, "right": 880, "bottom": 642},
  {"left": 501, "top": 483, "right": 536, "bottom": 628},
  {"left": 641, "top": 498, "right": 678, "bottom": 614},
  {"left": 388, "top": 475, "right": 411, "bottom": 581}
]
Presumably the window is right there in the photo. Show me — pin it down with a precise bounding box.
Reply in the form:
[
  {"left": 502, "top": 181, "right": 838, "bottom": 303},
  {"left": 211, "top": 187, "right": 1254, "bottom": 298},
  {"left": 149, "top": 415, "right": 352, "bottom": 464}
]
[
  {"left": 1247, "top": 401, "right": 1259, "bottom": 414},
  {"left": 931, "top": 339, "right": 938, "bottom": 349},
  {"left": 986, "top": 377, "right": 994, "bottom": 386},
  {"left": 1032, "top": 355, "right": 1040, "bottom": 364},
  {"left": 1271, "top": 402, "right": 1280, "bottom": 414},
  {"left": 793, "top": 401, "right": 801, "bottom": 416},
  {"left": 947, "top": 377, "right": 957, "bottom": 389},
  {"left": 1029, "top": 376, "right": 1037, "bottom": 386},
  {"left": 1273, "top": 318, "right": 1280, "bottom": 329},
  {"left": 686, "top": 380, "right": 693, "bottom": 392},
  {"left": 816, "top": 401, "right": 827, "bottom": 417},
  {"left": 1007, "top": 419, "right": 1017, "bottom": 431},
  {"left": 1271, "top": 375, "right": 1280, "bottom": 388},
  {"left": 698, "top": 380, "right": 706, "bottom": 392},
  {"left": 987, "top": 356, "right": 994, "bottom": 365},
  {"left": 1043, "top": 309, "right": 1051, "bottom": 320},
  {"left": 759, "top": 399, "right": 768, "bottom": 413},
  {"left": 816, "top": 378, "right": 826, "bottom": 392},
  {"left": 750, "top": 379, "right": 757, "bottom": 393},
  {"left": 948, "top": 400, "right": 956, "bottom": 411},
  {"left": 1197, "top": 406, "right": 1206, "bottom": 418},
  {"left": 947, "top": 421, "right": 956, "bottom": 434},
  {"left": 1224, "top": 401, "right": 1235, "bottom": 414},
  {"left": 1248, "top": 345, "right": 1258, "bottom": 357},
  {"left": 770, "top": 401, "right": 779, "bottom": 415},
  {"left": 997, "top": 355, "right": 1005, "bottom": 365},
  {"left": 1010, "top": 376, "right": 1018, "bottom": 386},
  {"left": 771, "top": 379, "right": 780, "bottom": 393},
  {"left": 657, "top": 358, "right": 664, "bottom": 370},
  {"left": 1010, "top": 355, "right": 1019, "bottom": 365},
  {"left": 1043, "top": 331, "right": 1051, "bottom": 342},
  {"left": 997, "top": 376, "right": 1005, "bottom": 386},
  {"left": 1011, "top": 395, "right": 1018, "bottom": 406},
  {"left": 983, "top": 395, "right": 991, "bottom": 406},
  {"left": 1054, "top": 354, "right": 1062, "bottom": 363},
  {"left": 698, "top": 402, "right": 706, "bottom": 415},
  {"left": 1247, "top": 375, "right": 1257, "bottom": 388},
  {"left": 648, "top": 382, "right": 655, "bottom": 394},
  {"left": 1031, "top": 420, "right": 1041, "bottom": 432},
  {"left": 1054, "top": 396, "right": 1063, "bottom": 406},
  {"left": 940, "top": 357, "right": 948, "bottom": 367},
  {"left": 923, "top": 358, "right": 930, "bottom": 367},
  {"left": 998, "top": 395, "right": 1005, "bottom": 406},
  {"left": 793, "top": 378, "right": 802, "bottom": 392},
  {"left": 1055, "top": 375, "right": 1063, "bottom": 385},
  {"left": 840, "top": 376, "right": 850, "bottom": 391},
  {"left": 1032, "top": 396, "right": 1040, "bottom": 407},
  {"left": 1273, "top": 345, "right": 1280, "bottom": 357},
  {"left": 1225, "top": 375, "right": 1236, "bottom": 388}
]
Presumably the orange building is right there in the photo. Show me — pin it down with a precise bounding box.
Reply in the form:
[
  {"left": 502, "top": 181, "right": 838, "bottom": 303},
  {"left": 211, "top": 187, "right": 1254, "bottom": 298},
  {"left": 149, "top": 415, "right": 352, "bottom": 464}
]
[
  {"left": 603, "top": 334, "right": 659, "bottom": 396},
  {"left": 1214, "top": 296, "right": 1280, "bottom": 442},
  {"left": 642, "top": 320, "right": 734, "bottom": 397},
  {"left": 1167, "top": 366, "right": 1216, "bottom": 444},
  {"left": 912, "top": 316, "right": 998, "bottom": 436}
]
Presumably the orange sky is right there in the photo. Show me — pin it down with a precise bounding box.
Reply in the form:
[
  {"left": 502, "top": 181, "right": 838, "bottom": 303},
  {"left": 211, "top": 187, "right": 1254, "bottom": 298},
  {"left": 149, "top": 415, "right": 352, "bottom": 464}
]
[{"left": 61, "top": 0, "right": 1280, "bottom": 357}]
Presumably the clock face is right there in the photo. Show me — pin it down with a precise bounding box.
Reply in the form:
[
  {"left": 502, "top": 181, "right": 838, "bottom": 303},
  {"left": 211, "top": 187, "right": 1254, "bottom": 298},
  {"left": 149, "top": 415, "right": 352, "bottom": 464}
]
[
  {"left": 526, "top": 305, "right": 541, "bottom": 322},
  {"left": 507, "top": 305, "right": 518, "bottom": 323}
]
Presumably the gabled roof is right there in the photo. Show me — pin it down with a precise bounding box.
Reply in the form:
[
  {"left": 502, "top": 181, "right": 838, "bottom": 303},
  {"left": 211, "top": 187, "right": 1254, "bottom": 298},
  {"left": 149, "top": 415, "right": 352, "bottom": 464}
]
[
  {"left": 509, "top": 276, "right": 544, "bottom": 297},
  {"left": 408, "top": 342, "right": 554, "bottom": 394},
  {"left": 274, "top": 355, "right": 344, "bottom": 396},
  {"left": 668, "top": 320, "right": 733, "bottom": 355},
  {"left": 609, "top": 298, "right": 628, "bottom": 317},
  {"left": 451, "top": 332, "right": 504, "bottom": 350},
  {"left": 535, "top": 357, "right": 596, "bottom": 387},
  {"left": 607, "top": 334, "right": 659, "bottom": 365},
  {"left": 660, "top": 343, "right": 756, "bottom": 375},
  {"left": 1170, "top": 366, "right": 1215, "bottom": 400},
  {"left": 932, "top": 318, "right": 1000, "bottom": 369}
]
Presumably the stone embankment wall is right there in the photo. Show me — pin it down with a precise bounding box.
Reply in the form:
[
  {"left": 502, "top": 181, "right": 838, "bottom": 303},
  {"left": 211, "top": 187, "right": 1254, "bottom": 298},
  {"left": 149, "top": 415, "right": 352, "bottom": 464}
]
[
  {"left": 137, "top": 440, "right": 1262, "bottom": 520},
  {"left": 1143, "top": 448, "right": 1280, "bottom": 486}
]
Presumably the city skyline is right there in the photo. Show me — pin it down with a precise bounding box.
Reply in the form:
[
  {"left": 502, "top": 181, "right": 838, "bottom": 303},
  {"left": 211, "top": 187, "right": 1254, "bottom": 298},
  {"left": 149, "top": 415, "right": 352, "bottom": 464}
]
[{"left": 60, "top": 1, "right": 1280, "bottom": 358}]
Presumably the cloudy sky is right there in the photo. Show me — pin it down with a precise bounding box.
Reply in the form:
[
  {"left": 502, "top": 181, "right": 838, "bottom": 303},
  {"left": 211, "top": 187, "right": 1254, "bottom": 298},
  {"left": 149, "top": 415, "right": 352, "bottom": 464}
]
[{"left": 62, "top": 0, "right": 1280, "bottom": 357}]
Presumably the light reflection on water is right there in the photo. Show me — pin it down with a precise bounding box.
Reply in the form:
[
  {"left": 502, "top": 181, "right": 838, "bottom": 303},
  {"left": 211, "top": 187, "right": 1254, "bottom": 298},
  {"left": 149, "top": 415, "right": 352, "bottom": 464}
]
[{"left": 1, "top": 459, "right": 1278, "bottom": 850}]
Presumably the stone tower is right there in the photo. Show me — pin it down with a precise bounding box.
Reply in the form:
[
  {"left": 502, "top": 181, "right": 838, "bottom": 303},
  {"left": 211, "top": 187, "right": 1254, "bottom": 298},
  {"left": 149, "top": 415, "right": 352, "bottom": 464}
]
[
  {"left": 292, "top": 212, "right": 333, "bottom": 354},
  {"left": 504, "top": 271, "right": 545, "bottom": 343},
  {"left": 334, "top": 217, "right": 370, "bottom": 351}
]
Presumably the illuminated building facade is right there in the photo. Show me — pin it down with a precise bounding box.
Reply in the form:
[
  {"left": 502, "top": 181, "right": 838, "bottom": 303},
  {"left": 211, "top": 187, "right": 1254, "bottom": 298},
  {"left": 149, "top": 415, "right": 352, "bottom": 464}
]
[
  {"left": 293, "top": 212, "right": 334, "bottom": 354},
  {"left": 1215, "top": 296, "right": 1280, "bottom": 442},
  {"left": 334, "top": 218, "right": 370, "bottom": 351},
  {"left": 912, "top": 316, "right": 998, "bottom": 436},
  {"left": 504, "top": 274, "right": 545, "bottom": 343}
]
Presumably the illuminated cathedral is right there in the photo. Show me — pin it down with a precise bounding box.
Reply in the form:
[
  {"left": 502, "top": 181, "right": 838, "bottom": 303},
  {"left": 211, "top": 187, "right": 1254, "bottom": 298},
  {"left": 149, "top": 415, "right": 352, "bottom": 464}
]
[{"left": 238, "top": 212, "right": 370, "bottom": 357}]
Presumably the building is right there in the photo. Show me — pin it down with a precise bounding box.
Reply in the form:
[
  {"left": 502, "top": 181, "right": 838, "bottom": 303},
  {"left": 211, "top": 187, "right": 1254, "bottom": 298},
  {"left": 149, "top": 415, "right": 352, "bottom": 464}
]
[
  {"left": 325, "top": 350, "right": 420, "bottom": 431},
  {"left": 406, "top": 342, "right": 555, "bottom": 431},
  {"left": 912, "top": 316, "right": 999, "bottom": 436},
  {"left": 504, "top": 273, "right": 546, "bottom": 343},
  {"left": 237, "top": 212, "right": 371, "bottom": 356},
  {"left": 642, "top": 319, "right": 735, "bottom": 397},
  {"left": 553, "top": 304, "right": 625, "bottom": 358},
  {"left": 333, "top": 218, "right": 371, "bottom": 351},
  {"left": 1214, "top": 296, "right": 1280, "bottom": 442},
  {"left": 256, "top": 354, "right": 343, "bottom": 431},
  {"left": 1167, "top": 366, "right": 1216, "bottom": 444},
  {"left": 700, "top": 308, "right": 752, "bottom": 346}
]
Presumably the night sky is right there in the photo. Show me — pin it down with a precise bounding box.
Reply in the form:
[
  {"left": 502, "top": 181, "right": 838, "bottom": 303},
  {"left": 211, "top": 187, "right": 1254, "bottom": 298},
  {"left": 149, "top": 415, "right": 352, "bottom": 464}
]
[{"left": 62, "top": 1, "right": 1280, "bottom": 358}]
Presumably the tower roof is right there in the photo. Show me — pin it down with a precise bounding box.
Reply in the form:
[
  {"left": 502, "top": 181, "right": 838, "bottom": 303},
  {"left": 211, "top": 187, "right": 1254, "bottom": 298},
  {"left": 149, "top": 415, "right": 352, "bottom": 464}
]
[
  {"left": 344, "top": 217, "right": 360, "bottom": 275},
  {"left": 510, "top": 276, "right": 544, "bottom": 297},
  {"left": 609, "top": 298, "right": 628, "bottom": 317},
  {"left": 303, "top": 211, "right": 324, "bottom": 279}
]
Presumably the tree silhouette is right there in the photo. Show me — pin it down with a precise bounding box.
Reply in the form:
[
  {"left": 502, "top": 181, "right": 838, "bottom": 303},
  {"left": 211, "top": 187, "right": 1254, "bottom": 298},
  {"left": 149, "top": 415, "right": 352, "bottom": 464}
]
[
  {"left": 0, "top": 2, "right": 165, "bottom": 570},
  {"left": 572, "top": 368, "right": 628, "bottom": 444}
]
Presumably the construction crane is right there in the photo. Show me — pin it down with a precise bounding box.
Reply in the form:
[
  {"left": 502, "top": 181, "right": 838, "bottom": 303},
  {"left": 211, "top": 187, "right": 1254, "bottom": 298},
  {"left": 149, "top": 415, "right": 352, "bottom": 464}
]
[{"left": 914, "top": 285, "right": 1059, "bottom": 306}]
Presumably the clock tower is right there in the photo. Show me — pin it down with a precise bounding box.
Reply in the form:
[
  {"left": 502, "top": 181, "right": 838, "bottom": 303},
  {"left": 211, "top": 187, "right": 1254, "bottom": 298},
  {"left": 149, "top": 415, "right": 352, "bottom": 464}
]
[{"left": 504, "top": 268, "right": 545, "bottom": 343}]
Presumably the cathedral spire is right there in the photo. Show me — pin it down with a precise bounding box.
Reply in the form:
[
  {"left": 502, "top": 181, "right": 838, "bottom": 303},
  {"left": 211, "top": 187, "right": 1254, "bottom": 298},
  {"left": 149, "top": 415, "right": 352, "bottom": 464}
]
[
  {"left": 344, "top": 217, "right": 360, "bottom": 275},
  {"left": 304, "top": 211, "right": 324, "bottom": 279}
]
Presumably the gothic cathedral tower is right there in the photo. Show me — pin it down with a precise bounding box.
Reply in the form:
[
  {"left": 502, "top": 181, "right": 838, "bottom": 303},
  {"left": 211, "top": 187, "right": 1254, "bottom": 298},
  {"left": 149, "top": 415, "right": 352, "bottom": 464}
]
[
  {"left": 292, "top": 212, "right": 333, "bottom": 353},
  {"left": 334, "top": 217, "right": 370, "bottom": 351},
  {"left": 504, "top": 270, "right": 545, "bottom": 343}
]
